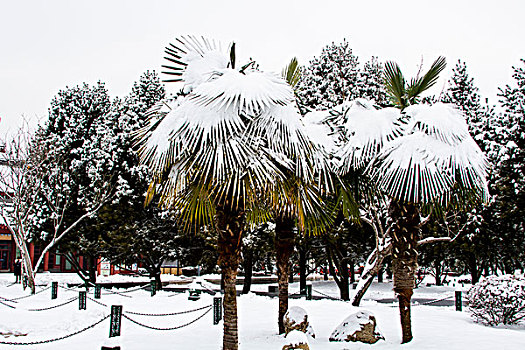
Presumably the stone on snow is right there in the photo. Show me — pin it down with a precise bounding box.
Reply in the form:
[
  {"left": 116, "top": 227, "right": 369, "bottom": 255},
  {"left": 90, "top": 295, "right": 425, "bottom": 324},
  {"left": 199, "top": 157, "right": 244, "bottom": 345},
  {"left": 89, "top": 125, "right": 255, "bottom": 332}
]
[{"left": 329, "top": 310, "right": 384, "bottom": 344}]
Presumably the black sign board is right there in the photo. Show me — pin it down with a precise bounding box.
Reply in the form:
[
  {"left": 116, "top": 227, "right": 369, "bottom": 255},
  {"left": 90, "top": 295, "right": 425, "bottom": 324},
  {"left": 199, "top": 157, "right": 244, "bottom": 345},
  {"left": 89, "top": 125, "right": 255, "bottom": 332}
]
[
  {"left": 51, "top": 282, "right": 58, "bottom": 299},
  {"left": 95, "top": 284, "right": 101, "bottom": 299},
  {"left": 109, "top": 305, "right": 123, "bottom": 337},
  {"left": 79, "top": 291, "right": 86, "bottom": 310},
  {"left": 213, "top": 297, "right": 223, "bottom": 325}
]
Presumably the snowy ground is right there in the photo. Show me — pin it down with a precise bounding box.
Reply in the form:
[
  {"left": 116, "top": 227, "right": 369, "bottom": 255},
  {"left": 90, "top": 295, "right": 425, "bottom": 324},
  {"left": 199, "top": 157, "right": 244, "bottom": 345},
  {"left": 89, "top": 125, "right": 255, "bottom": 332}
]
[{"left": 0, "top": 273, "right": 524, "bottom": 349}]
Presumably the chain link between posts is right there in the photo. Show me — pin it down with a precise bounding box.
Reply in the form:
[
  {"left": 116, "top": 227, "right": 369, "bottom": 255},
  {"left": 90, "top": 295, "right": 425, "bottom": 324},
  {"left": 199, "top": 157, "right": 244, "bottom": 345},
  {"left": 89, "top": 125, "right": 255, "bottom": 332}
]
[
  {"left": 0, "top": 314, "right": 110, "bottom": 346},
  {"left": 8, "top": 285, "right": 52, "bottom": 301},
  {"left": 312, "top": 288, "right": 344, "bottom": 301},
  {"left": 125, "top": 304, "right": 212, "bottom": 316},
  {"left": 27, "top": 297, "right": 78, "bottom": 312},
  {"left": 122, "top": 306, "right": 212, "bottom": 331}
]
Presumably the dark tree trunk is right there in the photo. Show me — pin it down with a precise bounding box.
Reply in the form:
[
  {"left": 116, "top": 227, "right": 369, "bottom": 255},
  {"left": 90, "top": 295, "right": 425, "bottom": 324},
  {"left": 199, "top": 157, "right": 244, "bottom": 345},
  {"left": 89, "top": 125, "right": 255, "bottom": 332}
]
[
  {"left": 275, "top": 216, "right": 295, "bottom": 334},
  {"left": 325, "top": 241, "right": 350, "bottom": 301},
  {"left": 352, "top": 274, "right": 374, "bottom": 306},
  {"left": 299, "top": 248, "right": 307, "bottom": 294},
  {"left": 377, "top": 266, "right": 383, "bottom": 283},
  {"left": 435, "top": 259, "right": 443, "bottom": 286},
  {"left": 242, "top": 250, "right": 253, "bottom": 294},
  {"left": 216, "top": 205, "right": 245, "bottom": 350},
  {"left": 351, "top": 246, "right": 391, "bottom": 306},
  {"left": 349, "top": 259, "right": 355, "bottom": 284},
  {"left": 467, "top": 254, "right": 480, "bottom": 285},
  {"left": 390, "top": 201, "right": 420, "bottom": 344},
  {"left": 88, "top": 255, "right": 97, "bottom": 283},
  {"left": 339, "top": 264, "right": 350, "bottom": 301}
]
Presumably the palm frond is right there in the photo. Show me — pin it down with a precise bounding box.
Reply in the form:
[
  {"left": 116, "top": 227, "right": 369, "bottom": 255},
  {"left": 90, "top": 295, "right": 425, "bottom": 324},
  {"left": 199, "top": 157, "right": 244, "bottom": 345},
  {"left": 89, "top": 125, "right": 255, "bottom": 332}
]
[
  {"left": 383, "top": 61, "right": 407, "bottom": 108},
  {"left": 163, "top": 35, "right": 228, "bottom": 91},
  {"left": 282, "top": 57, "right": 302, "bottom": 89},
  {"left": 406, "top": 56, "right": 446, "bottom": 103},
  {"left": 368, "top": 132, "right": 455, "bottom": 203},
  {"left": 368, "top": 103, "right": 488, "bottom": 204},
  {"left": 338, "top": 99, "right": 405, "bottom": 173},
  {"left": 189, "top": 70, "right": 295, "bottom": 115}
]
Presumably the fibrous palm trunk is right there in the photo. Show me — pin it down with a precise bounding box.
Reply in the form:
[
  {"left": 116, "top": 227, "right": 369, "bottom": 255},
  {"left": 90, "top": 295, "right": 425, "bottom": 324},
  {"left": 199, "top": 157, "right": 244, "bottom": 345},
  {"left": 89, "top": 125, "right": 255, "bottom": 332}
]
[
  {"left": 275, "top": 216, "right": 295, "bottom": 334},
  {"left": 389, "top": 201, "right": 420, "bottom": 344},
  {"left": 216, "top": 205, "right": 245, "bottom": 350}
]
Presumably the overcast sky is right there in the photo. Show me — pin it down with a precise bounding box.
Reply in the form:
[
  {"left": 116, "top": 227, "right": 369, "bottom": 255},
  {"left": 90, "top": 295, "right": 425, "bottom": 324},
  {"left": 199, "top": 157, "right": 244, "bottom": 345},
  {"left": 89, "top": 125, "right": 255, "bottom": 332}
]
[{"left": 1, "top": 0, "right": 524, "bottom": 135}]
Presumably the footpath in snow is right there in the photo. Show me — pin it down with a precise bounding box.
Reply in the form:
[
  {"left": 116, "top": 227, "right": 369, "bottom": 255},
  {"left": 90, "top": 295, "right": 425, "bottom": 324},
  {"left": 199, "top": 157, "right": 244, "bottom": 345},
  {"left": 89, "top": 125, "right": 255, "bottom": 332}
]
[{"left": 0, "top": 273, "right": 524, "bottom": 349}]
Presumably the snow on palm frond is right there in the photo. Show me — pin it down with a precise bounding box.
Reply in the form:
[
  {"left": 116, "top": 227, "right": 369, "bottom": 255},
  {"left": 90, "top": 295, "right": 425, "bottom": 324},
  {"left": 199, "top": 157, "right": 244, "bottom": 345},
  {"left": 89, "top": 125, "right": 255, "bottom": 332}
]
[
  {"left": 302, "top": 109, "right": 339, "bottom": 191},
  {"left": 302, "top": 109, "right": 337, "bottom": 154},
  {"left": 162, "top": 35, "right": 227, "bottom": 92},
  {"left": 135, "top": 36, "right": 314, "bottom": 225},
  {"left": 369, "top": 103, "right": 489, "bottom": 204},
  {"left": 134, "top": 98, "right": 181, "bottom": 174},
  {"left": 404, "top": 103, "right": 470, "bottom": 145},
  {"left": 371, "top": 132, "right": 455, "bottom": 203},
  {"left": 338, "top": 98, "right": 404, "bottom": 172},
  {"left": 190, "top": 70, "right": 295, "bottom": 115}
]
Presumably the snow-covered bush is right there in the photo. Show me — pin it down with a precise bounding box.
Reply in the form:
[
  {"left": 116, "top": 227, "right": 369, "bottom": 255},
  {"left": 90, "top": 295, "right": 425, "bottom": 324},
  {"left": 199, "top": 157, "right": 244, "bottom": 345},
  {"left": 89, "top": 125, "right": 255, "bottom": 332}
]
[{"left": 467, "top": 274, "right": 525, "bottom": 326}]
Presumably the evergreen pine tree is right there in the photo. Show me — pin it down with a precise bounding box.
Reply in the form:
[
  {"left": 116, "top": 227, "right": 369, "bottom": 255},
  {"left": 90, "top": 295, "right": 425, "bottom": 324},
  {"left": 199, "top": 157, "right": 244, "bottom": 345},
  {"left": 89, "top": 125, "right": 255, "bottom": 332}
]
[{"left": 298, "top": 40, "right": 360, "bottom": 110}]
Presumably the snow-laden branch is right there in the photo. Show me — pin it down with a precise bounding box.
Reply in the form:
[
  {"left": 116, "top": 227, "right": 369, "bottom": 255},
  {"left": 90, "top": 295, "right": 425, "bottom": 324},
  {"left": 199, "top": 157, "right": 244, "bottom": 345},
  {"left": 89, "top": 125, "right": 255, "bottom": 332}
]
[
  {"left": 32, "top": 194, "right": 111, "bottom": 272},
  {"left": 417, "top": 236, "right": 451, "bottom": 245}
]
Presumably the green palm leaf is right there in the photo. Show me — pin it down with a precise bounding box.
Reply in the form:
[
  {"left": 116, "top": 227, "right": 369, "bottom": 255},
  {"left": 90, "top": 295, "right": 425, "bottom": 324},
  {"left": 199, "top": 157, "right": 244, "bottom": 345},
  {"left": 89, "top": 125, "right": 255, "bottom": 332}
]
[
  {"left": 406, "top": 56, "right": 447, "bottom": 103},
  {"left": 282, "top": 57, "right": 302, "bottom": 89},
  {"left": 384, "top": 61, "right": 407, "bottom": 108}
]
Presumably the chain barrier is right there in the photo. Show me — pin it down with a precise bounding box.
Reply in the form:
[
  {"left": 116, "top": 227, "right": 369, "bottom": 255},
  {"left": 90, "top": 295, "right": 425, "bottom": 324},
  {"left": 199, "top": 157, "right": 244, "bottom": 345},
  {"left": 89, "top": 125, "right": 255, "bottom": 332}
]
[
  {"left": 388, "top": 295, "right": 455, "bottom": 308},
  {"left": 0, "top": 296, "right": 18, "bottom": 303},
  {"left": 107, "top": 284, "right": 150, "bottom": 295},
  {"left": 0, "top": 314, "right": 110, "bottom": 346},
  {"left": 312, "top": 288, "right": 343, "bottom": 301},
  {"left": 27, "top": 297, "right": 77, "bottom": 312},
  {"left": 414, "top": 295, "right": 454, "bottom": 306},
  {"left": 122, "top": 306, "right": 212, "bottom": 331},
  {"left": 10, "top": 285, "right": 52, "bottom": 301},
  {"left": 86, "top": 295, "right": 108, "bottom": 307},
  {"left": 0, "top": 299, "right": 16, "bottom": 309},
  {"left": 125, "top": 304, "right": 212, "bottom": 317},
  {"left": 59, "top": 285, "right": 84, "bottom": 293},
  {"left": 85, "top": 282, "right": 135, "bottom": 298}
]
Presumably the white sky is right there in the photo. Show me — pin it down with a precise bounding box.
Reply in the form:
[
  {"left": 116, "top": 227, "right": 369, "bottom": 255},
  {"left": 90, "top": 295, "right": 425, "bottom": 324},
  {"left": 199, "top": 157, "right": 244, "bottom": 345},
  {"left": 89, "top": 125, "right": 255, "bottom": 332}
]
[{"left": 1, "top": 0, "right": 524, "bottom": 135}]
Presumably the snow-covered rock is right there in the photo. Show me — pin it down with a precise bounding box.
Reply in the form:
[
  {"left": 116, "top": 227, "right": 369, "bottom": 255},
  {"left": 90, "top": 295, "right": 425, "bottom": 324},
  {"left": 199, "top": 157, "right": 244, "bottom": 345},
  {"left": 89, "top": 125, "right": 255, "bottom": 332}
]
[
  {"left": 329, "top": 310, "right": 384, "bottom": 344},
  {"left": 282, "top": 330, "right": 310, "bottom": 350},
  {"left": 284, "top": 306, "right": 315, "bottom": 338}
]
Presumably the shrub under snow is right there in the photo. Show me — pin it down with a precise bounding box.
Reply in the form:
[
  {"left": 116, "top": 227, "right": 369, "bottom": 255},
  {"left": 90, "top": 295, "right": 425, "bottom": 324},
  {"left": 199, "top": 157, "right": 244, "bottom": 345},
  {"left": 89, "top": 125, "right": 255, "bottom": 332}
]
[{"left": 467, "top": 274, "right": 525, "bottom": 326}]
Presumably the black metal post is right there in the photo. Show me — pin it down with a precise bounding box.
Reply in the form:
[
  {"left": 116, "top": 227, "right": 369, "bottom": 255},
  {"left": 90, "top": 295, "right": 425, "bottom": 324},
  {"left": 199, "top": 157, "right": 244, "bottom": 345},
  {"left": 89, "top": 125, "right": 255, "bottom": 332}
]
[
  {"left": 109, "top": 305, "right": 123, "bottom": 337},
  {"left": 150, "top": 280, "right": 156, "bottom": 297},
  {"left": 79, "top": 291, "right": 87, "bottom": 310},
  {"left": 305, "top": 284, "right": 312, "bottom": 300},
  {"left": 213, "top": 297, "right": 222, "bottom": 325},
  {"left": 95, "top": 284, "right": 101, "bottom": 299},
  {"left": 51, "top": 282, "right": 58, "bottom": 299},
  {"left": 455, "top": 291, "right": 462, "bottom": 311}
]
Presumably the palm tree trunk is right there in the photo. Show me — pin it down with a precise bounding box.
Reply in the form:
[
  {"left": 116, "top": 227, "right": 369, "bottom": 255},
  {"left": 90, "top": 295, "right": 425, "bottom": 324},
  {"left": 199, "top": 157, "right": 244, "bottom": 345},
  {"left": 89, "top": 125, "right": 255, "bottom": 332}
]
[
  {"left": 216, "top": 205, "right": 245, "bottom": 350},
  {"left": 389, "top": 201, "right": 420, "bottom": 344},
  {"left": 275, "top": 216, "right": 295, "bottom": 334}
]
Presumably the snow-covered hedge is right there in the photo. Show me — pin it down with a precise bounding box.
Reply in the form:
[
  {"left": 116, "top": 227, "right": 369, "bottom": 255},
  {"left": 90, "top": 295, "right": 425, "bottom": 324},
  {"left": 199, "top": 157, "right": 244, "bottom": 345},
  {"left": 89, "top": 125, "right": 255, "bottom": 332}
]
[{"left": 467, "top": 274, "right": 525, "bottom": 326}]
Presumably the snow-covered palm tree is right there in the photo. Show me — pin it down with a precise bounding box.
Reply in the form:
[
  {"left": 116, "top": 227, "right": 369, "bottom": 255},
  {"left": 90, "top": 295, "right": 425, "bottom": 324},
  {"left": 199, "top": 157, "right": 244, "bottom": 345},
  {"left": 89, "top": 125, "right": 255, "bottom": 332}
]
[
  {"left": 135, "top": 36, "right": 321, "bottom": 350},
  {"left": 338, "top": 57, "right": 488, "bottom": 343},
  {"left": 271, "top": 58, "right": 334, "bottom": 333}
]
